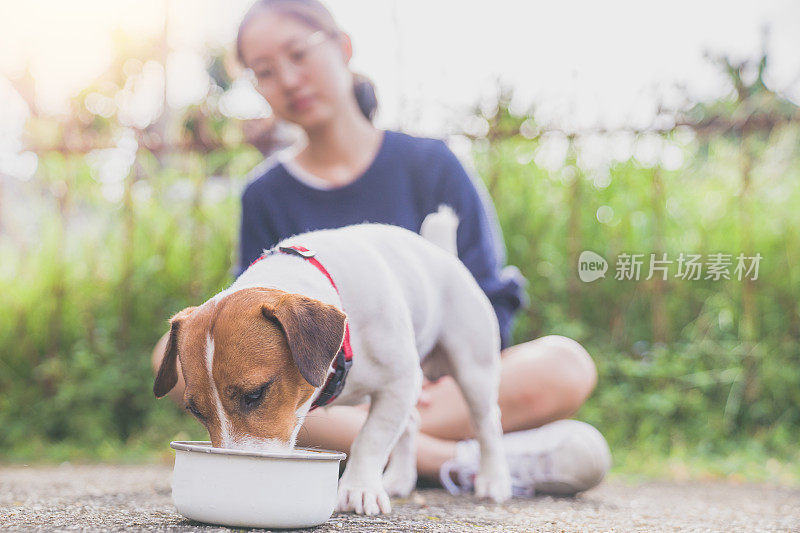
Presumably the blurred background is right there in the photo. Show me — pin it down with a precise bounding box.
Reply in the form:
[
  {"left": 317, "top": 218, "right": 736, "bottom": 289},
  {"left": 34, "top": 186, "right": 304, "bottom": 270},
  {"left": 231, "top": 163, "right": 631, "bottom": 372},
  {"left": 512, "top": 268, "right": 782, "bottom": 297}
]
[{"left": 1, "top": 0, "right": 798, "bottom": 483}]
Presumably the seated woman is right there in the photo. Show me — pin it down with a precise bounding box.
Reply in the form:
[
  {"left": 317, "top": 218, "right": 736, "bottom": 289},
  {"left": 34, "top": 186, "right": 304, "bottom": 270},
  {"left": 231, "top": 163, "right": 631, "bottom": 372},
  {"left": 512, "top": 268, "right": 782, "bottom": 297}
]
[{"left": 153, "top": 0, "right": 610, "bottom": 497}]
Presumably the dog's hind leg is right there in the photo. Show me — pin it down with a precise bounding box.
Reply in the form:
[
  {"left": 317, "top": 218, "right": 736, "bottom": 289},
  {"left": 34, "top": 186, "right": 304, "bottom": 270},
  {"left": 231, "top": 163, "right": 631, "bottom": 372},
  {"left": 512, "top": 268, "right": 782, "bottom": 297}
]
[
  {"left": 382, "top": 409, "right": 419, "bottom": 497},
  {"left": 438, "top": 296, "right": 512, "bottom": 502}
]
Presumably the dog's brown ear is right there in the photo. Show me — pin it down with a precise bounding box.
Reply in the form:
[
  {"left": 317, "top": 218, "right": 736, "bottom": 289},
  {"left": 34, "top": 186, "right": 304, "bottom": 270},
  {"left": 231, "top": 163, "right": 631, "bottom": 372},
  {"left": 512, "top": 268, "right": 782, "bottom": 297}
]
[
  {"left": 154, "top": 307, "right": 196, "bottom": 398},
  {"left": 263, "top": 294, "right": 347, "bottom": 388}
]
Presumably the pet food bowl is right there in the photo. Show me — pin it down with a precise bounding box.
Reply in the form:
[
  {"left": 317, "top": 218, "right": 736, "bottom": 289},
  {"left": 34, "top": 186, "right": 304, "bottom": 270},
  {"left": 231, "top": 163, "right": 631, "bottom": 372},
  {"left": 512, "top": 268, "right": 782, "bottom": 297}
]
[{"left": 170, "top": 441, "right": 346, "bottom": 529}]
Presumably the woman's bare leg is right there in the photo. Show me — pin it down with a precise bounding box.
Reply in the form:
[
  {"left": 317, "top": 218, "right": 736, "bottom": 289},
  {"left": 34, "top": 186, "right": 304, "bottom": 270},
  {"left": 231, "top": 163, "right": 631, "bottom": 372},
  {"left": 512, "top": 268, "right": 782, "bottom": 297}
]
[
  {"left": 151, "top": 331, "right": 186, "bottom": 404},
  {"left": 295, "top": 335, "right": 598, "bottom": 478},
  {"left": 296, "top": 405, "right": 456, "bottom": 479},
  {"left": 417, "top": 335, "right": 598, "bottom": 441}
]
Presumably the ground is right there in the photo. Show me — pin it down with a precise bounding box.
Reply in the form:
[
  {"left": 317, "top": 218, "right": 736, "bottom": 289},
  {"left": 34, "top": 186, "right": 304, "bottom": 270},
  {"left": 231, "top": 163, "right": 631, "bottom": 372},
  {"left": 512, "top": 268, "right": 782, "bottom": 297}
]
[{"left": 1, "top": 464, "right": 798, "bottom": 532}]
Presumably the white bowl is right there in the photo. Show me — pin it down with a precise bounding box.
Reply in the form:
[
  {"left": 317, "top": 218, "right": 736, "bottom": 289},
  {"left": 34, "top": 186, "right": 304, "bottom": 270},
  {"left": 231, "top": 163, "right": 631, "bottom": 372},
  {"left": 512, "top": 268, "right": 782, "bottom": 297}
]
[{"left": 170, "top": 441, "right": 346, "bottom": 529}]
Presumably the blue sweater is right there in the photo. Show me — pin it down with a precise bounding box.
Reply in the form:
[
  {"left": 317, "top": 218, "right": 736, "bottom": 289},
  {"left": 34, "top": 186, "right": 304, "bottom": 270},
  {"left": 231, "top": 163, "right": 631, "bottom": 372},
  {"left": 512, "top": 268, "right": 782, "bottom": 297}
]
[{"left": 237, "top": 130, "right": 527, "bottom": 349}]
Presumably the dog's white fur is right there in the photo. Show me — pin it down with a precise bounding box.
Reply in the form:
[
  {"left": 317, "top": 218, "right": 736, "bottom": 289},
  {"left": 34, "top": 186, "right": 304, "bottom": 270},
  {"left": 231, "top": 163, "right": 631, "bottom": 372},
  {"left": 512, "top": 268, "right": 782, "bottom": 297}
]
[
  {"left": 204, "top": 335, "right": 233, "bottom": 446},
  {"left": 214, "top": 206, "right": 511, "bottom": 514}
]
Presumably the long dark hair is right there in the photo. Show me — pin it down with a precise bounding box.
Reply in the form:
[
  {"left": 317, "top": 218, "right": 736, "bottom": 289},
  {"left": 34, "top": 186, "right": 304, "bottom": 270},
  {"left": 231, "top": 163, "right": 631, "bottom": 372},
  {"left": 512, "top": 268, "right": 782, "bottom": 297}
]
[{"left": 236, "top": 0, "right": 377, "bottom": 122}]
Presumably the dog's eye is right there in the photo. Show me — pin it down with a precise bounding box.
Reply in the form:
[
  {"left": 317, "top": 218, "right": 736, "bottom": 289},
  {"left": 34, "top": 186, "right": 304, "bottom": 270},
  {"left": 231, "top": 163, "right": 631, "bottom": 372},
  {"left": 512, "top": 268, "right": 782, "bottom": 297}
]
[{"left": 241, "top": 382, "right": 271, "bottom": 411}]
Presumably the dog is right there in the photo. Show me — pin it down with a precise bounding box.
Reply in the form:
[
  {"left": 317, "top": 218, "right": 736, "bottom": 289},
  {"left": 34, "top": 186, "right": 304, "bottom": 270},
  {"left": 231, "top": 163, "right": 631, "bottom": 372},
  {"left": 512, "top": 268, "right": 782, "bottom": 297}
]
[{"left": 153, "top": 207, "right": 511, "bottom": 515}]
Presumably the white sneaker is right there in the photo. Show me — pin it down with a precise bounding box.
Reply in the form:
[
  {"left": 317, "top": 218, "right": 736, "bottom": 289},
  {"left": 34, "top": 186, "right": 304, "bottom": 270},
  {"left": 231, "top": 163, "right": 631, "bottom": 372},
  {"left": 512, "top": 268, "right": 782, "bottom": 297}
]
[{"left": 439, "top": 420, "right": 611, "bottom": 497}]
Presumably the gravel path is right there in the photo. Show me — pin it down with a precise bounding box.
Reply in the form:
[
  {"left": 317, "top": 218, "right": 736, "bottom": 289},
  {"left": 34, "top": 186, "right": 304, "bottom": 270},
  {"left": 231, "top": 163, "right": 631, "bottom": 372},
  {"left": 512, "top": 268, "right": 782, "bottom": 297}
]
[{"left": 1, "top": 464, "right": 798, "bottom": 532}]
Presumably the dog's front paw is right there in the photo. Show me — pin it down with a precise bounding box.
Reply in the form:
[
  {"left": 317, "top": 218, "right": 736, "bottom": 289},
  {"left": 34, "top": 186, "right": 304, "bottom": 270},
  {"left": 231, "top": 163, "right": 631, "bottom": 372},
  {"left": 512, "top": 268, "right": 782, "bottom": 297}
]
[
  {"left": 337, "top": 483, "right": 392, "bottom": 515},
  {"left": 475, "top": 461, "right": 512, "bottom": 503}
]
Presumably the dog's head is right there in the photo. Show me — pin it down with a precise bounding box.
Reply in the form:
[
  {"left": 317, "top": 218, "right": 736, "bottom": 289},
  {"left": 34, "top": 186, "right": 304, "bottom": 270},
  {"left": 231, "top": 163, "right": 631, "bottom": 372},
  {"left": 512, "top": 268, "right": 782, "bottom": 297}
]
[{"left": 154, "top": 287, "right": 347, "bottom": 451}]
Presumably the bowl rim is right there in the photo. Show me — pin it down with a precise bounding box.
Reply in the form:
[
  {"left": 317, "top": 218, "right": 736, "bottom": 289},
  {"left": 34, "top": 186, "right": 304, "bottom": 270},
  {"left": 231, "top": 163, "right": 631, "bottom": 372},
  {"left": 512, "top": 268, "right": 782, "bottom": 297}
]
[{"left": 170, "top": 440, "right": 347, "bottom": 461}]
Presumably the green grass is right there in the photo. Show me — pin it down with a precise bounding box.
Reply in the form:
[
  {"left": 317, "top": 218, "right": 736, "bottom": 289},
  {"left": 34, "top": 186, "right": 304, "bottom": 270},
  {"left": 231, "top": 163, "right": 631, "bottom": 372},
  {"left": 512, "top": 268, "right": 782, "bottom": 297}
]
[{"left": 610, "top": 443, "right": 800, "bottom": 486}]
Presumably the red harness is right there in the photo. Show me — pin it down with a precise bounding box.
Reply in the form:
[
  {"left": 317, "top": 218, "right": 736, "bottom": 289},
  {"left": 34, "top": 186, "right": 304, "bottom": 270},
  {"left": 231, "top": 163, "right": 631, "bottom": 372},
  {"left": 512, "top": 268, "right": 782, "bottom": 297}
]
[{"left": 250, "top": 245, "right": 353, "bottom": 410}]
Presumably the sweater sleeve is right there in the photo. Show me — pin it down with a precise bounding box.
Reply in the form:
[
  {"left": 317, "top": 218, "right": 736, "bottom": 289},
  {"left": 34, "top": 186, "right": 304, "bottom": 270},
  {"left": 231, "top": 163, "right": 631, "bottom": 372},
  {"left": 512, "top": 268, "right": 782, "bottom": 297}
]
[
  {"left": 236, "top": 183, "right": 280, "bottom": 277},
  {"left": 429, "top": 141, "right": 528, "bottom": 350}
]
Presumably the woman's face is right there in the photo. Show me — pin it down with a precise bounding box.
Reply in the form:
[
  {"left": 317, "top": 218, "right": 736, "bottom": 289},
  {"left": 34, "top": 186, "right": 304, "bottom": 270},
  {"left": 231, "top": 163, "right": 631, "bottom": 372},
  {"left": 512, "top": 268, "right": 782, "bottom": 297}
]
[{"left": 239, "top": 10, "right": 354, "bottom": 130}]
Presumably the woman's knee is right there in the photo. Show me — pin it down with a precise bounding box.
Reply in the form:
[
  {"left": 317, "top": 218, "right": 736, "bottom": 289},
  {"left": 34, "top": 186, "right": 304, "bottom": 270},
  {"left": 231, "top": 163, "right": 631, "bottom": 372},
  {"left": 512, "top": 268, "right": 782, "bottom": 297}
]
[
  {"left": 539, "top": 335, "right": 598, "bottom": 398},
  {"left": 151, "top": 331, "right": 185, "bottom": 404},
  {"left": 506, "top": 335, "right": 597, "bottom": 419},
  {"left": 151, "top": 332, "right": 170, "bottom": 375}
]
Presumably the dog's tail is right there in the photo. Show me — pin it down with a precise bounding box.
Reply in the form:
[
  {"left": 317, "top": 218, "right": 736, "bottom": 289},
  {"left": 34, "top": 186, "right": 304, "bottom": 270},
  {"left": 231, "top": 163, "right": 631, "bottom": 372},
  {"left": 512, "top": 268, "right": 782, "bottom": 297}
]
[{"left": 420, "top": 204, "right": 459, "bottom": 256}]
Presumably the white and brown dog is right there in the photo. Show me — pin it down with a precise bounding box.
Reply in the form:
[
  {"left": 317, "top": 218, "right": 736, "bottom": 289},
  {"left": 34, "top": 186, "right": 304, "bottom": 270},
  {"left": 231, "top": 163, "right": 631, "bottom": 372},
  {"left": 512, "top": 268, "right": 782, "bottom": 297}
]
[{"left": 153, "top": 207, "right": 511, "bottom": 515}]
